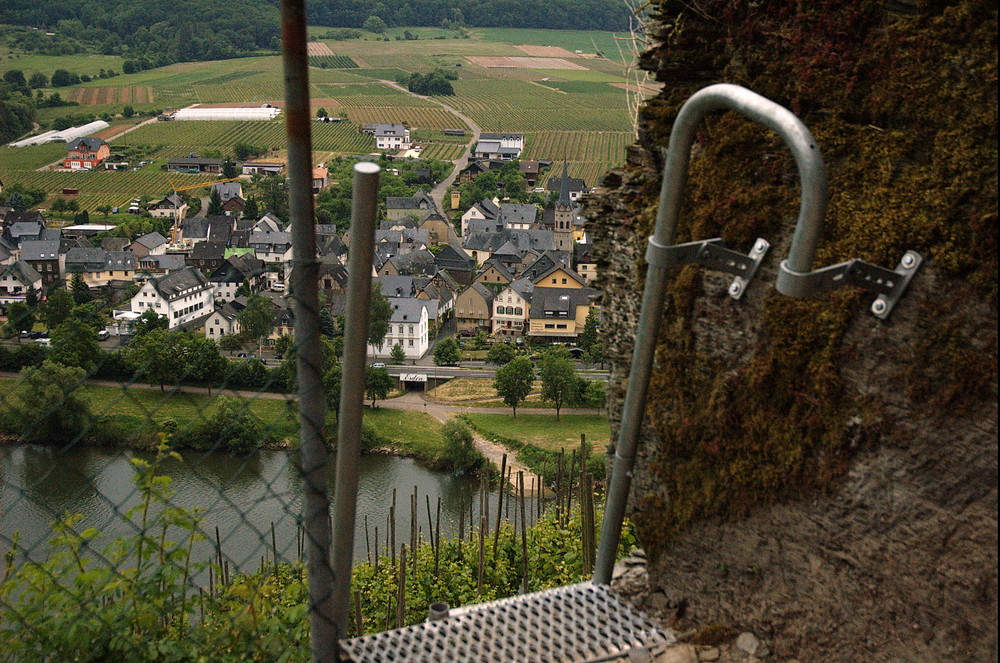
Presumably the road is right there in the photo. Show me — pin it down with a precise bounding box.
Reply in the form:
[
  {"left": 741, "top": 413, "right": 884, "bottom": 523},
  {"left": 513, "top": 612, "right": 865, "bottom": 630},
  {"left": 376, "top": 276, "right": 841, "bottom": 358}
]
[
  {"left": 385, "top": 364, "right": 609, "bottom": 381},
  {"left": 382, "top": 80, "right": 481, "bottom": 214}
]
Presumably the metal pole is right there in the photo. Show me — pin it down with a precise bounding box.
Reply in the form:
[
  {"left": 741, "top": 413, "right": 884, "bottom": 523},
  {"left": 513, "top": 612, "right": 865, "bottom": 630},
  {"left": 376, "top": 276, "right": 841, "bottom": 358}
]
[
  {"left": 330, "top": 162, "right": 381, "bottom": 642},
  {"left": 280, "top": 1, "right": 335, "bottom": 660},
  {"left": 593, "top": 84, "right": 828, "bottom": 584}
]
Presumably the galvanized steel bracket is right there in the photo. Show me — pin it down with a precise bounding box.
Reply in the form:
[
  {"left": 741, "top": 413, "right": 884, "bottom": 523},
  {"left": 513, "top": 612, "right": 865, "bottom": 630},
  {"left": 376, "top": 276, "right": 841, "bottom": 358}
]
[
  {"left": 776, "top": 250, "right": 922, "bottom": 319},
  {"left": 645, "top": 236, "right": 770, "bottom": 300}
]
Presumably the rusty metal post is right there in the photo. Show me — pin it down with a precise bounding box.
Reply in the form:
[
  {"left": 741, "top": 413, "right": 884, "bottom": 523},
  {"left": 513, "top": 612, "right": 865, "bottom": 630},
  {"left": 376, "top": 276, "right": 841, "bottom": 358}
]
[{"left": 279, "top": 1, "right": 334, "bottom": 661}]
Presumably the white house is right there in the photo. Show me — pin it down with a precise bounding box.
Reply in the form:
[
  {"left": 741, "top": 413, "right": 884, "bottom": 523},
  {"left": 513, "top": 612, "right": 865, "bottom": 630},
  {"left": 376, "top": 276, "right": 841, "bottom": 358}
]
[
  {"left": 249, "top": 231, "right": 292, "bottom": 264},
  {"left": 367, "top": 297, "right": 429, "bottom": 359},
  {"left": 0, "top": 261, "right": 43, "bottom": 305},
  {"left": 204, "top": 299, "right": 245, "bottom": 340},
  {"left": 127, "top": 267, "right": 214, "bottom": 329},
  {"left": 492, "top": 278, "right": 533, "bottom": 339},
  {"left": 460, "top": 197, "right": 500, "bottom": 237},
  {"left": 374, "top": 123, "right": 411, "bottom": 151},
  {"left": 473, "top": 132, "right": 524, "bottom": 160}
]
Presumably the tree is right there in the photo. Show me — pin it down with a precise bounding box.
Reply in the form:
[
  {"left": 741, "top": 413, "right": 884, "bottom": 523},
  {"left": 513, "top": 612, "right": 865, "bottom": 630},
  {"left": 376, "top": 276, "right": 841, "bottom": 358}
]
[
  {"left": 42, "top": 289, "right": 75, "bottom": 329},
  {"left": 365, "top": 366, "right": 394, "bottom": 408},
  {"left": 219, "top": 334, "right": 243, "bottom": 353},
  {"left": 132, "top": 308, "right": 168, "bottom": 337},
  {"left": 237, "top": 293, "right": 274, "bottom": 351},
  {"left": 579, "top": 308, "right": 600, "bottom": 353},
  {"left": 185, "top": 336, "right": 227, "bottom": 395},
  {"left": 323, "top": 363, "right": 343, "bottom": 409},
  {"left": 367, "top": 283, "right": 392, "bottom": 352},
  {"left": 363, "top": 16, "right": 387, "bottom": 33},
  {"left": 487, "top": 341, "right": 516, "bottom": 366},
  {"left": 222, "top": 159, "right": 240, "bottom": 179},
  {"left": 96, "top": 204, "right": 113, "bottom": 218},
  {"left": 319, "top": 307, "right": 336, "bottom": 338},
  {"left": 50, "top": 69, "right": 79, "bottom": 87},
  {"left": 28, "top": 72, "right": 48, "bottom": 89},
  {"left": 124, "top": 328, "right": 190, "bottom": 391},
  {"left": 242, "top": 197, "right": 259, "bottom": 220},
  {"left": 70, "top": 272, "right": 92, "bottom": 304},
  {"left": 197, "top": 396, "right": 273, "bottom": 453},
  {"left": 122, "top": 105, "right": 135, "bottom": 118},
  {"left": 49, "top": 316, "right": 101, "bottom": 373},
  {"left": 390, "top": 343, "right": 406, "bottom": 364},
  {"left": 442, "top": 420, "right": 485, "bottom": 475},
  {"left": 539, "top": 348, "right": 577, "bottom": 420},
  {"left": 4, "top": 361, "right": 92, "bottom": 443},
  {"left": 3, "top": 70, "right": 27, "bottom": 88},
  {"left": 233, "top": 141, "right": 265, "bottom": 161},
  {"left": 493, "top": 356, "right": 534, "bottom": 419},
  {"left": 7, "top": 301, "right": 34, "bottom": 338},
  {"left": 207, "top": 187, "right": 223, "bottom": 216},
  {"left": 433, "top": 337, "right": 461, "bottom": 366},
  {"left": 316, "top": 107, "right": 328, "bottom": 118}
]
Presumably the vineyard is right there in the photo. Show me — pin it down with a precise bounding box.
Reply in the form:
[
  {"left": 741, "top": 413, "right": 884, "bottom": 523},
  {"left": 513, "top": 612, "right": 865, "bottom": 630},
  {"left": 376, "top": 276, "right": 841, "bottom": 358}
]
[
  {"left": 449, "top": 80, "right": 630, "bottom": 131},
  {"left": 0, "top": 169, "right": 216, "bottom": 211},
  {"left": 67, "top": 87, "right": 155, "bottom": 105},
  {"left": 522, "top": 131, "right": 631, "bottom": 164},
  {"left": 343, "top": 107, "right": 464, "bottom": 130},
  {"left": 122, "top": 120, "right": 374, "bottom": 157},
  {"left": 308, "top": 55, "right": 358, "bottom": 69},
  {"left": 414, "top": 143, "right": 466, "bottom": 160},
  {"left": 0, "top": 143, "right": 66, "bottom": 171}
]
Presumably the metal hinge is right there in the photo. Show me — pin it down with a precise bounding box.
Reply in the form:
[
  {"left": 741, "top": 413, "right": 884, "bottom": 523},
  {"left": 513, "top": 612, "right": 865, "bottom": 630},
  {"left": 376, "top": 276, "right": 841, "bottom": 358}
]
[
  {"left": 645, "top": 236, "right": 770, "bottom": 300},
  {"left": 776, "top": 250, "right": 922, "bottom": 319}
]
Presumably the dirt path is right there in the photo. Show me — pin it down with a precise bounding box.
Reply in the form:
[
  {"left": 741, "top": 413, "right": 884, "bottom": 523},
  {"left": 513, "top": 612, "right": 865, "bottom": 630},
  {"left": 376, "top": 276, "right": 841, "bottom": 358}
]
[{"left": 374, "top": 391, "right": 549, "bottom": 495}]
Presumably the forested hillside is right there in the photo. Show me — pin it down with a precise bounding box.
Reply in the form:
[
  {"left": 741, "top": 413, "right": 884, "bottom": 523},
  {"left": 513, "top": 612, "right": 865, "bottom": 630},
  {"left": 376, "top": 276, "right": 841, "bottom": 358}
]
[
  {"left": 307, "top": 0, "right": 630, "bottom": 31},
  {"left": 1, "top": 0, "right": 281, "bottom": 64}
]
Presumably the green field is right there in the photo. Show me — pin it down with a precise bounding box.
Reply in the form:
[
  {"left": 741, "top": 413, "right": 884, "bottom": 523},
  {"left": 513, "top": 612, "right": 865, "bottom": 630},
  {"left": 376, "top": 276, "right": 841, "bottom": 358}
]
[
  {"left": 3, "top": 27, "right": 638, "bottom": 211},
  {"left": 463, "top": 413, "right": 610, "bottom": 453}
]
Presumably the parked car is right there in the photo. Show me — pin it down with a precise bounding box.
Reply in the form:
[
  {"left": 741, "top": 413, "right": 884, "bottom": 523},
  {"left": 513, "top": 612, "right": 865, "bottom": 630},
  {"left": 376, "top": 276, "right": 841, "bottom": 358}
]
[
  {"left": 371, "top": 362, "right": 386, "bottom": 369},
  {"left": 97, "top": 330, "right": 110, "bottom": 341}
]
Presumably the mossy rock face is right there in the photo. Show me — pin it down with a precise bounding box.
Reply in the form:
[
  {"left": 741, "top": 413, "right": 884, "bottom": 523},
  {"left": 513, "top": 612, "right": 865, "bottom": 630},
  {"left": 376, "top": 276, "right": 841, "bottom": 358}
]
[{"left": 586, "top": 2, "right": 996, "bottom": 657}]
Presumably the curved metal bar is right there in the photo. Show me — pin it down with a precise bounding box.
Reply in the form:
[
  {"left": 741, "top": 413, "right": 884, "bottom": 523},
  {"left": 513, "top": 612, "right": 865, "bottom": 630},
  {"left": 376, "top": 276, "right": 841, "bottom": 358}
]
[{"left": 594, "top": 84, "right": 828, "bottom": 584}]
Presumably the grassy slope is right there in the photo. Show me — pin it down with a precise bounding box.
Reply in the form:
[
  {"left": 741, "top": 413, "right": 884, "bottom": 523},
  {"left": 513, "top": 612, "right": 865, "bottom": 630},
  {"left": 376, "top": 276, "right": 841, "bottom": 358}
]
[{"left": 463, "top": 412, "right": 609, "bottom": 452}]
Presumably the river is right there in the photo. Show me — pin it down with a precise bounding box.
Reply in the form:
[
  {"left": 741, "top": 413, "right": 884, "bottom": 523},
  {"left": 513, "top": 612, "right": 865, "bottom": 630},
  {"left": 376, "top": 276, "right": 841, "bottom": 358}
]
[{"left": 0, "top": 444, "right": 517, "bottom": 583}]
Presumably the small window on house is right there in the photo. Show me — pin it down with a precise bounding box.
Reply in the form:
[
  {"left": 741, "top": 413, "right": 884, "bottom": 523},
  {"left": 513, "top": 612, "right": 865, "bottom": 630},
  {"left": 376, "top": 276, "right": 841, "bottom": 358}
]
[
  {"left": 557, "top": 324, "right": 567, "bottom": 329},
  {"left": 545, "top": 323, "right": 555, "bottom": 329},
  {"left": 408, "top": 339, "right": 414, "bottom": 347},
  {"left": 515, "top": 308, "right": 522, "bottom": 315}
]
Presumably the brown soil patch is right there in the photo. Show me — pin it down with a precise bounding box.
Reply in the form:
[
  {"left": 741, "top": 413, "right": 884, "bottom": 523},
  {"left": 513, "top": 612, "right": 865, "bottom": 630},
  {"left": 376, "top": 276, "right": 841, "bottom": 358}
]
[
  {"left": 307, "top": 42, "right": 335, "bottom": 56},
  {"left": 467, "top": 56, "right": 587, "bottom": 70},
  {"left": 516, "top": 45, "right": 578, "bottom": 58},
  {"left": 93, "top": 124, "right": 133, "bottom": 141}
]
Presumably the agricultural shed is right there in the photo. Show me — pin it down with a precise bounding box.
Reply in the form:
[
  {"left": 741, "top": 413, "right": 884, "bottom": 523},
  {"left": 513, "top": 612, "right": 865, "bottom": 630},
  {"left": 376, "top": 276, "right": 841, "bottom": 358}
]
[{"left": 171, "top": 107, "right": 281, "bottom": 121}]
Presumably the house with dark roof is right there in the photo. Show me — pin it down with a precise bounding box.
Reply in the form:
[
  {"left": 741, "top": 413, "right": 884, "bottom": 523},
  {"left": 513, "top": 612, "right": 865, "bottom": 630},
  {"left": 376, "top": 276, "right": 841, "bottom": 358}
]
[
  {"left": 64, "top": 248, "right": 136, "bottom": 288},
  {"left": 527, "top": 287, "right": 598, "bottom": 340},
  {"left": 380, "top": 249, "right": 436, "bottom": 278},
  {"left": 574, "top": 242, "right": 597, "bottom": 285},
  {"left": 147, "top": 193, "right": 188, "bottom": 221},
  {"left": 130, "top": 231, "right": 168, "bottom": 258},
  {"left": 127, "top": 267, "right": 214, "bottom": 329},
  {"left": 433, "top": 244, "right": 475, "bottom": 285},
  {"left": 372, "top": 123, "right": 411, "bottom": 150},
  {"left": 64, "top": 137, "right": 110, "bottom": 169},
  {"left": 18, "top": 239, "right": 62, "bottom": 289},
  {"left": 458, "top": 159, "right": 492, "bottom": 184},
  {"left": 499, "top": 203, "right": 538, "bottom": 231},
  {"left": 460, "top": 198, "right": 501, "bottom": 237},
  {"left": 475, "top": 257, "right": 515, "bottom": 287},
  {"left": 204, "top": 298, "right": 246, "bottom": 341},
  {"left": 208, "top": 254, "right": 266, "bottom": 302},
  {"left": 386, "top": 190, "right": 436, "bottom": 221},
  {"left": 546, "top": 172, "right": 589, "bottom": 202},
  {"left": 454, "top": 282, "right": 495, "bottom": 335},
  {"left": 0, "top": 261, "right": 43, "bottom": 304},
  {"left": 189, "top": 241, "right": 227, "bottom": 272},
  {"left": 168, "top": 156, "right": 224, "bottom": 173},
  {"left": 419, "top": 210, "right": 457, "bottom": 246},
  {"left": 530, "top": 262, "right": 587, "bottom": 290},
  {"left": 136, "top": 253, "right": 186, "bottom": 277},
  {"left": 6, "top": 220, "right": 44, "bottom": 246}
]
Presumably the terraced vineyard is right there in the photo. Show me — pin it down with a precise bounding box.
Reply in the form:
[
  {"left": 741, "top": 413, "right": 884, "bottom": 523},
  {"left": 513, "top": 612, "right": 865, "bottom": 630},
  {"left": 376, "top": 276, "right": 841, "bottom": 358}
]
[
  {"left": 343, "top": 106, "right": 463, "bottom": 130},
  {"left": 0, "top": 143, "right": 67, "bottom": 171},
  {"left": 450, "top": 80, "right": 630, "bottom": 131},
  {"left": 416, "top": 143, "right": 466, "bottom": 160},
  {"left": 67, "top": 86, "right": 155, "bottom": 105},
  {"left": 522, "top": 131, "right": 631, "bottom": 164}
]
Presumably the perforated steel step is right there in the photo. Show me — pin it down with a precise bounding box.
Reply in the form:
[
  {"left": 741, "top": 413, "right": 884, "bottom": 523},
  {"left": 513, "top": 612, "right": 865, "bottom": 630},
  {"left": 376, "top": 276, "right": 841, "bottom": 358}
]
[{"left": 338, "top": 582, "right": 673, "bottom": 663}]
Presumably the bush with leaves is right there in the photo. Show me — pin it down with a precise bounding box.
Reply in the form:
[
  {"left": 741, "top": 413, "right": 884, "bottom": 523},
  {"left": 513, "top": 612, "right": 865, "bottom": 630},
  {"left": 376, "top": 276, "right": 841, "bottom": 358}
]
[
  {"left": 440, "top": 419, "right": 486, "bottom": 475},
  {"left": 1, "top": 360, "right": 92, "bottom": 443}
]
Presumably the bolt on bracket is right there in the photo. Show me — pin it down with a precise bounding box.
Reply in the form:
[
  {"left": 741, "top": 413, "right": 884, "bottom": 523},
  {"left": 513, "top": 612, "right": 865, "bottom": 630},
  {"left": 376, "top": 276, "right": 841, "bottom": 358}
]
[
  {"left": 776, "top": 250, "right": 922, "bottom": 319},
  {"left": 645, "top": 236, "right": 770, "bottom": 300}
]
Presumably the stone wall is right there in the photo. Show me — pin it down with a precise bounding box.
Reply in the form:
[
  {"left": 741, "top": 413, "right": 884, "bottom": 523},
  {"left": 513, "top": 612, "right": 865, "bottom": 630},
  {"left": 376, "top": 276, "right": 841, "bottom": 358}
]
[{"left": 586, "top": 1, "right": 997, "bottom": 660}]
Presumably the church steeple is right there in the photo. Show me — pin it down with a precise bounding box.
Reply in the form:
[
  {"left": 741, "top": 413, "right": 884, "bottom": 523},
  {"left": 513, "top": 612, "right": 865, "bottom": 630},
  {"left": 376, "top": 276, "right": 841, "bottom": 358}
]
[{"left": 557, "top": 160, "right": 572, "bottom": 209}]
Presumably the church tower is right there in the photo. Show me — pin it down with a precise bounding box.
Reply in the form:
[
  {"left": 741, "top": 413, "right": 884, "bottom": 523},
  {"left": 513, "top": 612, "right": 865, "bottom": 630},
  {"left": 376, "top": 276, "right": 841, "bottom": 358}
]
[{"left": 553, "top": 161, "right": 574, "bottom": 252}]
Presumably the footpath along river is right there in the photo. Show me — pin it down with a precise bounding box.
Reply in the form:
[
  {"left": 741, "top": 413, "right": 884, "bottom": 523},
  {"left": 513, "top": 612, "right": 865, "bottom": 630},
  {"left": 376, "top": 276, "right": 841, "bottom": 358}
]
[{"left": 0, "top": 444, "right": 522, "bottom": 583}]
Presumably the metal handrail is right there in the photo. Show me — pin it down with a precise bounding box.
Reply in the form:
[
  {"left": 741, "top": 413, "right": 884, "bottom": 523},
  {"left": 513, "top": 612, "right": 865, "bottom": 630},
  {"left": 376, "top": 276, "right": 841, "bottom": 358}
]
[{"left": 593, "top": 83, "right": 921, "bottom": 583}]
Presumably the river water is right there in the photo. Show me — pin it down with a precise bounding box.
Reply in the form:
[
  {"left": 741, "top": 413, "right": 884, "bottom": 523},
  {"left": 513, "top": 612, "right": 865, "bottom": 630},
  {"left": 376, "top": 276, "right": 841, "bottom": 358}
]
[{"left": 0, "top": 444, "right": 513, "bottom": 582}]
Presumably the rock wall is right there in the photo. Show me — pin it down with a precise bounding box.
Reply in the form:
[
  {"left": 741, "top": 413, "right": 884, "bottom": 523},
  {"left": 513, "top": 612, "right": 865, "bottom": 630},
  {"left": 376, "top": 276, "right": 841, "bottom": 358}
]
[{"left": 586, "top": 1, "right": 997, "bottom": 660}]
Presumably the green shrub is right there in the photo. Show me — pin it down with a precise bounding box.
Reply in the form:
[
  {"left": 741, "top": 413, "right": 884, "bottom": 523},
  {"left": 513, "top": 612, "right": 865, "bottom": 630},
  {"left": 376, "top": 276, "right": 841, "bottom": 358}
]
[{"left": 441, "top": 419, "right": 487, "bottom": 475}]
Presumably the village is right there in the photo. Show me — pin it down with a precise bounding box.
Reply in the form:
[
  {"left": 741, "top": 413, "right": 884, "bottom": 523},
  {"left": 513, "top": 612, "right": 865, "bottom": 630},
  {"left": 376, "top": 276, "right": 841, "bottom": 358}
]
[{"left": 0, "top": 120, "right": 601, "bottom": 364}]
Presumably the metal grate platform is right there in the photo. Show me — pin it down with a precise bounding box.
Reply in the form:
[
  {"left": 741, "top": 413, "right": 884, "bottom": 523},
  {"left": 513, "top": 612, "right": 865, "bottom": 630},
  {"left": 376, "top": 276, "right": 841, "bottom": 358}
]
[{"left": 338, "top": 582, "right": 673, "bottom": 663}]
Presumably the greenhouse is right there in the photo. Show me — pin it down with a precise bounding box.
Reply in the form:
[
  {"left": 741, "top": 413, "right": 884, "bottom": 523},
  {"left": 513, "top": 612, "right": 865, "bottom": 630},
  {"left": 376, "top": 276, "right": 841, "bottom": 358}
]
[
  {"left": 171, "top": 107, "right": 282, "bottom": 121},
  {"left": 7, "top": 121, "right": 111, "bottom": 147}
]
